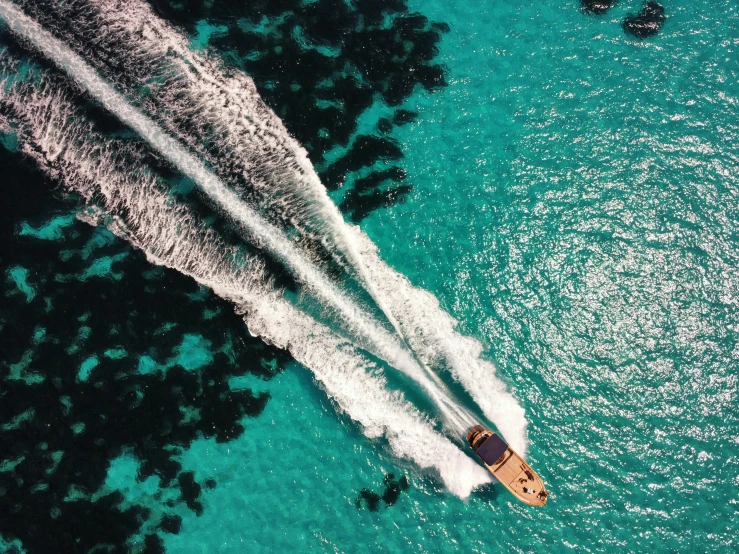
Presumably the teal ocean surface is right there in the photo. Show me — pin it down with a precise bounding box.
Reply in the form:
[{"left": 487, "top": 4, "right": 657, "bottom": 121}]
[{"left": 1, "top": 0, "right": 737, "bottom": 553}]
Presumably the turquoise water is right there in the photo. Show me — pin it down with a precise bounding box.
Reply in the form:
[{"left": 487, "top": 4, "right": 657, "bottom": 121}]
[
  {"left": 2, "top": 0, "right": 738, "bottom": 552},
  {"left": 169, "top": 1, "right": 738, "bottom": 551}
]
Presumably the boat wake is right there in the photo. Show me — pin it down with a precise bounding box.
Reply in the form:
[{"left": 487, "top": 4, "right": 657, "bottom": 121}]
[{"left": 0, "top": 0, "right": 526, "bottom": 497}]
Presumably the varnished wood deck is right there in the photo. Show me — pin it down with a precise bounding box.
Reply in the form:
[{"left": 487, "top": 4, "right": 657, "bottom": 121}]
[
  {"left": 489, "top": 449, "right": 547, "bottom": 507},
  {"left": 468, "top": 427, "right": 548, "bottom": 507}
]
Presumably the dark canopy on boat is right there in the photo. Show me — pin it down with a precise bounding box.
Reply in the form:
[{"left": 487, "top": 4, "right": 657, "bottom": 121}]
[{"left": 477, "top": 434, "right": 509, "bottom": 465}]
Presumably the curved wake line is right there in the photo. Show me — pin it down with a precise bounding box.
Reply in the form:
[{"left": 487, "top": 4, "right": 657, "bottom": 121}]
[
  {"left": 31, "top": 0, "right": 409, "bottom": 346},
  {"left": 90, "top": 0, "right": 406, "bottom": 345},
  {"left": 27, "top": 0, "right": 449, "bottom": 403},
  {"left": 11, "top": 0, "right": 528, "bottom": 452},
  {"left": 0, "top": 63, "right": 493, "bottom": 497},
  {"left": 354, "top": 231, "right": 530, "bottom": 454},
  {"left": 0, "top": 0, "right": 474, "bottom": 433},
  {"left": 85, "top": 0, "right": 528, "bottom": 452}
]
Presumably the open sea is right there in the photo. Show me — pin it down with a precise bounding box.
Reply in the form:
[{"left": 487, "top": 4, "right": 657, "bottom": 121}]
[{"left": 1, "top": 0, "right": 737, "bottom": 552}]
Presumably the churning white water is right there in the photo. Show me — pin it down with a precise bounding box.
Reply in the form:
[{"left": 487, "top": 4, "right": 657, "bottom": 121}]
[
  {"left": 0, "top": 0, "right": 527, "bottom": 483},
  {"left": 0, "top": 60, "right": 492, "bottom": 496},
  {"left": 12, "top": 0, "right": 474, "bottom": 417},
  {"left": 0, "top": 0, "right": 481, "bottom": 433}
]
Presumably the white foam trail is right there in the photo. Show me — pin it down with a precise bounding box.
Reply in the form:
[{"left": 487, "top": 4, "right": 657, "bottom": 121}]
[
  {"left": 10, "top": 0, "right": 526, "bottom": 446},
  {"left": 4, "top": 0, "right": 529, "bottom": 450},
  {"left": 14, "top": 0, "right": 437, "bottom": 388},
  {"left": 0, "top": 0, "right": 475, "bottom": 432},
  {"left": 352, "top": 230, "right": 529, "bottom": 454},
  {"left": 91, "top": 0, "right": 410, "bottom": 339},
  {"left": 0, "top": 66, "right": 492, "bottom": 496},
  {"left": 25, "top": 0, "right": 406, "bottom": 339},
  {"left": 62, "top": 0, "right": 528, "bottom": 450}
]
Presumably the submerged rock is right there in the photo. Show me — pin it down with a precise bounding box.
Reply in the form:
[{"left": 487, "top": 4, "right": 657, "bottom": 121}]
[
  {"left": 393, "top": 109, "right": 418, "bottom": 126},
  {"left": 356, "top": 474, "right": 411, "bottom": 510},
  {"left": 340, "top": 167, "right": 410, "bottom": 223},
  {"left": 581, "top": 0, "right": 618, "bottom": 15},
  {"left": 143, "top": 534, "right": 165, "bottom": 554},
  {"left": 382, "top": 473, "right": 409, "bottom": 506},
  {"left": 623, "top": 2, "right": 666, "bottom": 38},
  {"left": 356, "top": 488, "right": 382, "bottom": 511},
  {"left": 159, "top": 515, "right": 183, "bottom": 534},
  {"left": 377, "top": 117, "right": 393, "bottom": 134}
]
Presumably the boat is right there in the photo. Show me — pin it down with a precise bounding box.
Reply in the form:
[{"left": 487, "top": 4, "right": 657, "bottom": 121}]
[{"left": 466, "top": 425, "right": 548, "bottom": 506}]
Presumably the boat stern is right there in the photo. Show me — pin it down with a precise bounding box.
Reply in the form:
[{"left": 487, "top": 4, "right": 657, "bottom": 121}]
[{"left": 466, "top": 425, "right": 487, "bottom": 448}]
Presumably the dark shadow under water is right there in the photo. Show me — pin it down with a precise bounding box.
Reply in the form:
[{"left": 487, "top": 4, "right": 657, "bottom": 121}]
[{"left": 0, "top": 147, "right": 292, "bottom": 553}]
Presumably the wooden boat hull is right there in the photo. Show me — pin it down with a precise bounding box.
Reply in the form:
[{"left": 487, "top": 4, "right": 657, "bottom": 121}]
[{"left": 466, "top": 425, "right": 548, "bottom": 506}]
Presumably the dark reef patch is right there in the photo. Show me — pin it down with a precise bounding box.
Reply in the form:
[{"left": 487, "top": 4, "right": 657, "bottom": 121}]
[
  {"left": 143, "top": 534, "right": 166, "bottom": 554},
  {"left": 355, "top": 488, "right": 382, "bottom": 511},
  {"left": 178, "top": 471, "right": 204, "bottom": 516},
  {"left": 377, "top": 118, "right": 393, "bottom": 135},
  {"left": 581, "top": 0, "right": 619, "bottom": 15},
  {"left": 324, "top": 135, "right": 404, "bottom": 190},
  {"left": 0, "top": 147, "right": 290, "bottom": 553},
  {"left": 341, "top": 167, "right": 410, "bottom": 223},
  {"left": 159, "top": 515, "right": 183, "bottom": 535},
  {"left": 204, "top": 478, "right": 217, "bottom": 490},
  {"left": 393, "top": 109, "right": 418, "bottom": 126},
  {"left": 355, "top": 473, "right": 410, "bottom": 511},
  {"left": 147, "top": 0, "right": 451, "bottom": 220},
  {"left": 623, "top": 2, "right": 666, "bottom": 38},
  {"left": 381, "top": 473, "right": 410, "bottom": 506}
]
